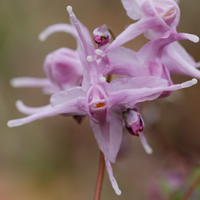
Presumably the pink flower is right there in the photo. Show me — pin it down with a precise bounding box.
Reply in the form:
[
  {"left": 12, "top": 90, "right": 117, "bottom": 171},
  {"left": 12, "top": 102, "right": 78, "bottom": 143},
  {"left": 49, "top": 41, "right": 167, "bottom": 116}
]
[
  {"left": 105, "top": 0, "right": 180, "bottom": 52},
  {"left": 11, "top": 23, "right": 86, "bottom": 94},
  {"left": 103, "top": 28, "right": 199, "bottom": 97},
  {"left": 7, "top": 6, "right": 198, "bottom": 195},
  {"left": 104, "top": 0, "right": 200, "bottom": 80}
]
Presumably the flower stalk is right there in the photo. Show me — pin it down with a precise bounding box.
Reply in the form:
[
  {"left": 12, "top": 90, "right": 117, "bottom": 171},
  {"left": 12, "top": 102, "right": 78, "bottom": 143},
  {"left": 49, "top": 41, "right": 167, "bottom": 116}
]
[
  {"left": 94, "top": 151, "right": 105, "bottom": 200},
  {"left": 181, "top": 172, "right": 200, "bottom": 200}
]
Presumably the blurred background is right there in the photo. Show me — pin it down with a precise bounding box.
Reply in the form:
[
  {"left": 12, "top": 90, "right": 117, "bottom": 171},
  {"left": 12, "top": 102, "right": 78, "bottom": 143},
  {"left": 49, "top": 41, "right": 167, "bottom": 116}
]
[{"left": 1, "top": 0, "right": 200, "bottom": 199}]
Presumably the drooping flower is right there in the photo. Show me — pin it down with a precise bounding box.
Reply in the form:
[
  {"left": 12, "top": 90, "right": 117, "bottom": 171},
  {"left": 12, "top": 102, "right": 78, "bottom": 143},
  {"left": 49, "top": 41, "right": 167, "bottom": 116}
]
[
  {"left": 103, "top": 27, "right": 199, "bottom": 96},
  {"left": 123, "top": 108, "right": 153, "bottom": 154},
  {"left": 11, "top": 24, "right": 84, "bottom": 94},
  {"left": 104, "top": 0, "right": 200, "bottom": 80},
  {"left": 8, "top": 6, "right": 198, "bottom": 195},
  {"left": 105, "top": 0, "right": 180, "bottom": 52}
]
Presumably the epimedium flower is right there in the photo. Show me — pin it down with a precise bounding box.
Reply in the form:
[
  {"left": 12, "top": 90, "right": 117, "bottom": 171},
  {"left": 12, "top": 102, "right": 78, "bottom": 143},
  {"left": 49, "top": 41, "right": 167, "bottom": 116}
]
[
  {"left": 11, "top": 24, "right": 84, "bottom": 95},
  {"left": 102, "top": 27, "right": 199, "bottom": 97},
  {"left": 104, "top": 0, "right": 200, "bottom": 80},
  {"left": 10, "top": 24, "right": 87, "bottom": 123},
  {"left": 105, "top": 0, "right": 180, "bottom": 52},
  {"left": 8, "top": 6, "right": 198, "bottom": 195}
]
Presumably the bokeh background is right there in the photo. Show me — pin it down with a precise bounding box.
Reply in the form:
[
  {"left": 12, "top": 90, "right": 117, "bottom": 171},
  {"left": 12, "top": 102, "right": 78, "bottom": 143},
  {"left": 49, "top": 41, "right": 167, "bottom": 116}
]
[{"left": 1, "top": 0, "right": 200, "bottom": 199}]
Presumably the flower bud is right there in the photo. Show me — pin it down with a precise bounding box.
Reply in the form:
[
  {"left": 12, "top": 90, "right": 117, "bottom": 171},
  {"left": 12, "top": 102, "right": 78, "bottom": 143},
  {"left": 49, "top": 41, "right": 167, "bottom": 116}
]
[
  {"left": 93, "top": 24, "right": 111, "bottom": 47},
  {"left": 43, "top": 48, "right": 83, "bottom": 90},
  {"left": 123, "top": 109, "right": 144, "bottom": 136}
]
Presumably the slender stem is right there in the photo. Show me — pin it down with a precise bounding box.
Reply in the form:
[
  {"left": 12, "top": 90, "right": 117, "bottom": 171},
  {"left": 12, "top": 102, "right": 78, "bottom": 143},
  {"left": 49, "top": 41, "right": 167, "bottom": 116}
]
[
  {"left": 181, "top": 173, "right": 200, "bottom": 200},
  {"left": 94, "top": 151, "right": 105, "bottom": 200}
]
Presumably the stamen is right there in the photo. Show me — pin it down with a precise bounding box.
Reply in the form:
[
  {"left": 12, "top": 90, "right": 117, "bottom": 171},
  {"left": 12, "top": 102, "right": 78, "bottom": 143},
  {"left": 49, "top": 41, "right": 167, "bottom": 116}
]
[
  {"left": 99, "top": 77, "right": 106, "bottom": 83},
  {"left": 95, "top": 49, "right": 106, "bottom": 57},
  {"left": 164, "top": 10, "right": 174, "bottom": 17},
  {"left": 96, "top": 103, "right": 105, "bottom": 108},
  {"left": 87, "top": 55, "right": 97, "bottom": 62}
]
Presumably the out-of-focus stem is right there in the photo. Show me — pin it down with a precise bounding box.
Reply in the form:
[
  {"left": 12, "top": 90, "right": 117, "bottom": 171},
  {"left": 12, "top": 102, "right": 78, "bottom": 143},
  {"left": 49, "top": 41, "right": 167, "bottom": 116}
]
[
  {"left": 94, "top": 151, "right": 105, "bottom": 200},
  {"left": 181, "top": 173, "right": 200, "bottom": 200}
]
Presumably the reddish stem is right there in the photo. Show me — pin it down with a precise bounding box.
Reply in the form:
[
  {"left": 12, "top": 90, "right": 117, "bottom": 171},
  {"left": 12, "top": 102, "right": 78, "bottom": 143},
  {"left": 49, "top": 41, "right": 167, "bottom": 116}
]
[
  {"left": 181, "top": 173, "right": 200, "bottom": 200},
  {"left": 94, "top": 151, "right": 105, "bottom": 200}
]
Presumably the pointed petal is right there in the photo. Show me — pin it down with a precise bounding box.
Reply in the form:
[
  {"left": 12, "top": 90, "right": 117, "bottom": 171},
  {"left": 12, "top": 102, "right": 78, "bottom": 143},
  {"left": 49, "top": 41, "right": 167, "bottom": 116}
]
[
  {"left": 90, "top": 120, "right": 122, "bottom": 195},
  {"left": 50, "top": 86, "right": 86, "bottom": 106},
  {"left": 103, "top": 47, "right": 141, "bottom": 77},
  {"left": 67, "top": 6, "right": 100, "bottom": 90},
  {"left": 38, "top": 23, "right": 78, "bottom": 41},
  {"left": 121, "top": 0, "right": 143, "bottom": 20},
  {"left": 16, "top": 100, "right": 51, "bottom": 115},
  {"left": 90, "top": 111, "right": 123, "bottom": 163},
  {"left": 105, "top": 18, "right": 152, "bottom": 52},
  {"left": 110, "top": 76, "right": 168, "bottom": 91},
  {"left": 104, "top": 156, "right": 122, "bottom": 195},
  {"left": 7, "top": 98, "right": 86, "bottom": 127},
  {"left": 163, "top": 42, "right": 200, "bottom": 78},
  {"left": 109, "top": 77, "right": 197, "bottom": 108},
  {"left": 10, "top": 77, "right": 51, "bottom": 88},
  {"left": 139, "top": 132, "right": 153, "bottom": 154},
  {"left": 109, "top": 109, "right": 124, "bottom": 163}
]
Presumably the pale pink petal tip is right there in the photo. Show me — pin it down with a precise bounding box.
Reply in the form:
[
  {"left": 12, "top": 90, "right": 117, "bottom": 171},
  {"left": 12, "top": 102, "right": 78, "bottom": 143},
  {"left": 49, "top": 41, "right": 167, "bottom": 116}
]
[
  {"left": 10, "top": 78, "right": 21, "bottom": 87},
  {"left": 190, "top": 35, "right": 199, "bottom": 43},
  {"left": 181, "top": 78, "right": 197, "bottom": 88},
  {"left": 111, "top": 178, "right": 122, "bottom": 195},
  {"left": 7, "top": 119, "right": 23, "bottom": 128},
  {"left": 38, "top": 33, "right": 46, "bottom": 41},
  {"left": 144, "top": 144, "right": 153, "bottom": 154},
  {"left": 67, "top": 6, "right": 73, "bottom": 15},
  {"left": 184, "top": 34, "right": 199, "bottom": 43},
  {"left": 15, "top": 100, "right": 23, "bottom": 109},
  {"left": 140, "top": 132, "right": 153, "bottom": 154}
]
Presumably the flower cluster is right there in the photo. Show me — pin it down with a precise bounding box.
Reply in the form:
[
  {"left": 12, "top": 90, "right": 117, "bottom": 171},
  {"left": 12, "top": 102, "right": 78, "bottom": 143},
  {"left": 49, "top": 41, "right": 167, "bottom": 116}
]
[{"left": 8, "top": 0, "right": 200, "bottom": 195}]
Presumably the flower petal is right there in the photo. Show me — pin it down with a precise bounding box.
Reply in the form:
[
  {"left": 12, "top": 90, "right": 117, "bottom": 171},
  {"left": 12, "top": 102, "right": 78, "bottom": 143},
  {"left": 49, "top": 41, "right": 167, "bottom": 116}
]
[
  {"left": 50, "top": 86, "right": 86, "bottom": 106},
  {"left": 90, "top": 120, "right": 122, "bottom": 195},
  {"left": 7, "top": 98, "right": 86, "bottom": 127},
  {"left": 162, "top": 41, "right": 200, "bottom": 78},
  {"left": 43, "top": 48, "right": 83, "bottom": 90},
  {"left": 110, "top": 76, "right": 168, "bottom": 91},
  {"left": 11, "top": 77, "right": 51, "bottom": 88},
  {"left": 121, "top": 0, "right": 143, "bottom": 20},
  {"left": 39, "top": 23, "right": 78, "bottom": 41},
  {"left": 109, "top": 78, "right": 197, "bottom": 108},
  {"left": 105, "top": 18, "right": 152, "bottom": 52},
  {"left": 16, "top": 100, "right": 51, "bottom": 115},
  {"left": 139, "top": 132, "right": 153, "bottom": 154}
]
